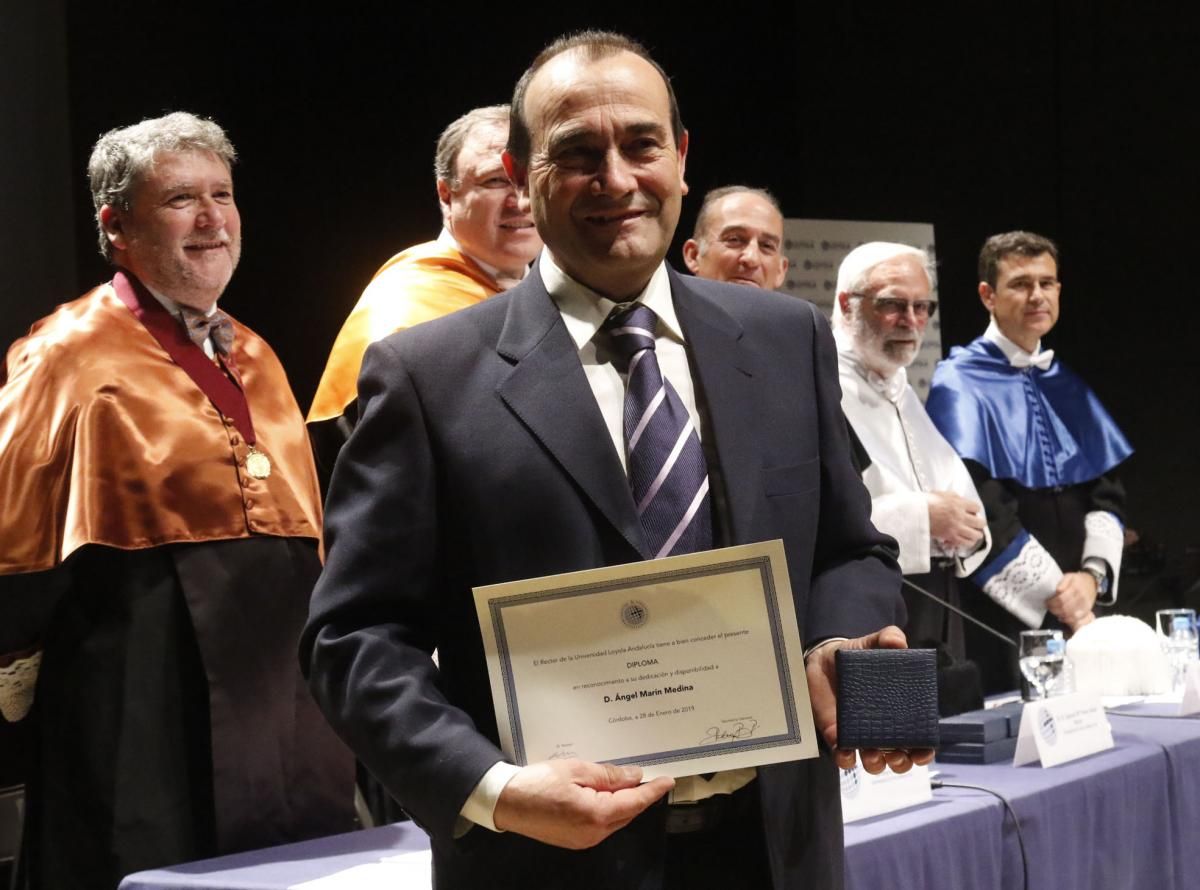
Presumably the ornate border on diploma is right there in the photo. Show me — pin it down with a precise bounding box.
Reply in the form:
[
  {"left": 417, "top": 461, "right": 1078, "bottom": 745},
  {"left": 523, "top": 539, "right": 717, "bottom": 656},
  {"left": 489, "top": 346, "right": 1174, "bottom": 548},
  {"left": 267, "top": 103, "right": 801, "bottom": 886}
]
[{"left": 486, "top": 554, "right": 801, "bottom": 766}]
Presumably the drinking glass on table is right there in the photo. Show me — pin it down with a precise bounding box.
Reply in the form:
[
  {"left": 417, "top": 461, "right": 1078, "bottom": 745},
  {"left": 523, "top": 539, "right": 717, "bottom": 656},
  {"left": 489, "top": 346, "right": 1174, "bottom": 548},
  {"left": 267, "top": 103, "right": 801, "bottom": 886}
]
[
  {"left": 1019, "top": 629, "right": 1067, "bottom": 701},
  {"left": 1156, "top": 608, "right": 1199, "bottom": 695}
]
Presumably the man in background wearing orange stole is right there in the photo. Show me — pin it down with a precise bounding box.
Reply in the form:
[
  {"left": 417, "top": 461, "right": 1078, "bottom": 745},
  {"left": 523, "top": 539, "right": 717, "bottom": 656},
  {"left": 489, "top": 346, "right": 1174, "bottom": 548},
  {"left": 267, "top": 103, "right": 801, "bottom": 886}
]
[
  {"left": 307, "top": 104, "right": 542, "bottom": 484},
  {"left": 0, "top": 112, "right": 352, "bottom": 888}
]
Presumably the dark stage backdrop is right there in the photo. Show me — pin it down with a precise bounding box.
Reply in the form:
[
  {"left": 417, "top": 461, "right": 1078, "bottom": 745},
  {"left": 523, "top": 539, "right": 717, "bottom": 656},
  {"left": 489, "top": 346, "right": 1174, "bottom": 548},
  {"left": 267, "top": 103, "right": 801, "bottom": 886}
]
[{"left": 4, "top": 3, "right": 1198, "bottom": 576}]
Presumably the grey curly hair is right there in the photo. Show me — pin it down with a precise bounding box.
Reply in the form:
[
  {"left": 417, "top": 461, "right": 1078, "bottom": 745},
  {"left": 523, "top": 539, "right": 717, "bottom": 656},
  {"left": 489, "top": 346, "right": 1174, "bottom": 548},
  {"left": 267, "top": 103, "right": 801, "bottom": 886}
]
[{"left": 88, "top": 111, "right": 236, "bottom": 262}]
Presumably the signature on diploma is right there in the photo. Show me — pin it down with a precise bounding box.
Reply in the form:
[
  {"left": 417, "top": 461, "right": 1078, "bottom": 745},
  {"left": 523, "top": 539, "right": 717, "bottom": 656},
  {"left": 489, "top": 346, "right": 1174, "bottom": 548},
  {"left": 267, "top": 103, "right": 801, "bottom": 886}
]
[
  {"left": 699, "top": 718, "right": 759, "bottom": 744},
  {"left": 547, "top": 749, "right": 578, "bottom": 760}
]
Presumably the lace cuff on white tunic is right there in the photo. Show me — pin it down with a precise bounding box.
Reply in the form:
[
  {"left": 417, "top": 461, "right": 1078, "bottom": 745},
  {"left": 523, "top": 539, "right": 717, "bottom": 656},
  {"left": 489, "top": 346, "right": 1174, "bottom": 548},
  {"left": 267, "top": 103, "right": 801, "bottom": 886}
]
[
  {"left": 0, "top": 650, "right": 42, "bottom": 723},
  {"left": 978, "top": 533, "right": 1061, "bottom": 628}
]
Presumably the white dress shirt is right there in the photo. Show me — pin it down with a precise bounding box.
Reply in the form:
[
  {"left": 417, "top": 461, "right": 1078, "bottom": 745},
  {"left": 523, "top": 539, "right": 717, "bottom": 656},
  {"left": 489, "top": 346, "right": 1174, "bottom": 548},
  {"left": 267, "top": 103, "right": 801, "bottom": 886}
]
[
  {"left": 981, "top": 318, "right": 1053, "bottom": 368},
  {"left": 459, "top": 254, "right": 752, "bottom": 833},
  {"left": 540, "top": 253, "right": 698, "bottom": 464}
]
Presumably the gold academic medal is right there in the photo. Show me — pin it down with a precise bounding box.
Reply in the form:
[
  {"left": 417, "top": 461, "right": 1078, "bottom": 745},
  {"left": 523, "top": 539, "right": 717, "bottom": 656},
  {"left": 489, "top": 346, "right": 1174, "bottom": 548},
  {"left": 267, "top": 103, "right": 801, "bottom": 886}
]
[{"left": 246, "top": 447, "right": 272, "bottom": 479}]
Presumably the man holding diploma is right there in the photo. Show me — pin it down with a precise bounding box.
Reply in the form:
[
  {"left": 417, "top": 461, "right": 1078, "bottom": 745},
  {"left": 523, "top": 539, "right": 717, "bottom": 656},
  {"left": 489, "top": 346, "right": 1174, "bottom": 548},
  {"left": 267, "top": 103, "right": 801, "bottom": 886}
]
[{"left": 304, "top": 30, "right": 931, "bottom": 890}]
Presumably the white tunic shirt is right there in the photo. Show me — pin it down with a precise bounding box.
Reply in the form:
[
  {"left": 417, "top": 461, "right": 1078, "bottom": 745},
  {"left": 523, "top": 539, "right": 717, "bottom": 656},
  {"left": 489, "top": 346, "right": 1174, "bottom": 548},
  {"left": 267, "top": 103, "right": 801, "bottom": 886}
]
[{"left": 835, "top": 329, "right": 991, "bottom": 577}]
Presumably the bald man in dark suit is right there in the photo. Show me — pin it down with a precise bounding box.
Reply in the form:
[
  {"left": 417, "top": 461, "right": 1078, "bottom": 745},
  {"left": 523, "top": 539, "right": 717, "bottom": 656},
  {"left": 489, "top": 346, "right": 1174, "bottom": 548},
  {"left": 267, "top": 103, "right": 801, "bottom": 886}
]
[{"left": 303, "top": 30, "right": 929, "bottom": 890}]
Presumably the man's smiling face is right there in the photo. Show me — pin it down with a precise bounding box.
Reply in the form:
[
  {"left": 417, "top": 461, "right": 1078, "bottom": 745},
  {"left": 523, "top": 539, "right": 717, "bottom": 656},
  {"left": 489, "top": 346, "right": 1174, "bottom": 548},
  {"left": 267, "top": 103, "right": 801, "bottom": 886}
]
[
  {"left": 517, "top": 49, "right": 688, "bottom": 299},
  {"left": 103, "top": 149, "right": 241, "bottom": 311},
  {"left": 980, "top": 252, "right": 1061, "bottom": 353},
  {"left": 439, "top": 121, "right": 541, "bottom": 280},
  {"left": 683, "top": 191, "right": 788, "bottom": 290}
]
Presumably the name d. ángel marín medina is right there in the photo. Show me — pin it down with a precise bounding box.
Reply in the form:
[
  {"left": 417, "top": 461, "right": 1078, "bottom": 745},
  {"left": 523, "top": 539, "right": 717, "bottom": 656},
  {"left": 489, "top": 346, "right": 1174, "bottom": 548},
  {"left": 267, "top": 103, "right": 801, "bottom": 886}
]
[{"left": 605, "top": 683, "right": 695, "bottom": 703}]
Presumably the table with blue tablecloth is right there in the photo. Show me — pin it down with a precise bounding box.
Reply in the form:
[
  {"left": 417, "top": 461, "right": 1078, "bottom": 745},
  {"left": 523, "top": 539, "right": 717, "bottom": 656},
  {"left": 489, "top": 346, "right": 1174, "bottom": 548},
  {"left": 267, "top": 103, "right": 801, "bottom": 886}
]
[
  {"left": 845, "top": 703, "right": 1200, "bottom": 890},
  {"left": 120, "top": 704, "right": 1200, "bottom": 890}
]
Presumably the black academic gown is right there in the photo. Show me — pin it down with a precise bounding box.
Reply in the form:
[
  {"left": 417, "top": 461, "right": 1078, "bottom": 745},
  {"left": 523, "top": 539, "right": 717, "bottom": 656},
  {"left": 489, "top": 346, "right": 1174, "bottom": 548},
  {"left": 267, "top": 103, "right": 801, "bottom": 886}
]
[
  {"left": 0, "top": 279, "right": 355, "bottom": 888},
  {"left": 5, "top": 537, "right": 352, "bottom": 890},
  {"left": 963, "top": 466, "right": 1126, "bottom": 693}
]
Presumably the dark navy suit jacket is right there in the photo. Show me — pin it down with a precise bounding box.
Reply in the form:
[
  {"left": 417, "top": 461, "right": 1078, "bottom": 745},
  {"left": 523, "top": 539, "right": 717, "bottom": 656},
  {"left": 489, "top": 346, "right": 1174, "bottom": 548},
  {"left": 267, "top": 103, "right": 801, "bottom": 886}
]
[{"left": 302, "top": 264, "right": 903, "bottom": 889}]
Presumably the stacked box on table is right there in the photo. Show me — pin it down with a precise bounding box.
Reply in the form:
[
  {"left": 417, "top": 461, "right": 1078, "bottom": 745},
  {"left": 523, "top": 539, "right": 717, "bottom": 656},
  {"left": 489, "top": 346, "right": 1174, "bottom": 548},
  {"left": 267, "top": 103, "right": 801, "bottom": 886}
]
[
  {"left": 936, "top": 701, "right": 1024, "bottom": 764},
  {"left": 993, "top": 700, "right": 1025, "bottom": 737},
  {"left": 935, "top": 735, "right": 1019, "bottom": 764}
]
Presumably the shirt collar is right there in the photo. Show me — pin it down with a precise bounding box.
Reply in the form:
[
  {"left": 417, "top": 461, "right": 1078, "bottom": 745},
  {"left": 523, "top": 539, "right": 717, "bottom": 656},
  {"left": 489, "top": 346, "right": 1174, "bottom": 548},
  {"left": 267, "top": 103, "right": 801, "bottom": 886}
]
[
  {"left": 437, "top": 226, "right": 527, "bottom": 284},
  {"left": 983, "top": 317, "right": 1041, "bottom": 365},
  {"left": 143, "top": 283, "right": 217, "bottom": 319},
  {"left": 540, "top": 251, "right": 681, "bottom": 351}
]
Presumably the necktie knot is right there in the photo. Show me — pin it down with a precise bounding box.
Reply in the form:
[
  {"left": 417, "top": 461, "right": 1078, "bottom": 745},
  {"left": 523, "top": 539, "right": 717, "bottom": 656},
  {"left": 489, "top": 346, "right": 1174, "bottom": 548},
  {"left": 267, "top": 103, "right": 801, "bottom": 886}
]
[
  {"left": 605, "top": 304, "right": 658, "bottom": 368},
  {"left": 180, "top": 306, "right": 234, "bottom": 355}
]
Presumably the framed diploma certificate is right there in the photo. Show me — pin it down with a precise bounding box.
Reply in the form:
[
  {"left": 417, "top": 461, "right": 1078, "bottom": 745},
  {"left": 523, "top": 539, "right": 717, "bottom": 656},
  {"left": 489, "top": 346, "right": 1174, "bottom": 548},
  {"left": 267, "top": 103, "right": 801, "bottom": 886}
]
[{"left": 472, "top": 540, "right": 818, "bottom": 779}]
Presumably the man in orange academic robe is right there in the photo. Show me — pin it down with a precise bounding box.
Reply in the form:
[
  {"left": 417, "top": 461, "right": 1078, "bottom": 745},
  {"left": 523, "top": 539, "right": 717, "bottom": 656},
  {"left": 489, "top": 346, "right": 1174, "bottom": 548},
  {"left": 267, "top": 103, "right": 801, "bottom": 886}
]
[
  {"left": 0, "top": 112, "right": 353, "bottom": 889},
  {"left": 307, "top": 105, "right": 541, "bottom": 486}
]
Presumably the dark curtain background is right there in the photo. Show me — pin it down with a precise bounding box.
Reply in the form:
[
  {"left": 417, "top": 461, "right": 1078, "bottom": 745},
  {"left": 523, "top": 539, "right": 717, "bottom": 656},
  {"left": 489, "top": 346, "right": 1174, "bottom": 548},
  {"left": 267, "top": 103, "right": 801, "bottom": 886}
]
[{"left": 4, "top": 2, "right": 1198, "bottom": 573}]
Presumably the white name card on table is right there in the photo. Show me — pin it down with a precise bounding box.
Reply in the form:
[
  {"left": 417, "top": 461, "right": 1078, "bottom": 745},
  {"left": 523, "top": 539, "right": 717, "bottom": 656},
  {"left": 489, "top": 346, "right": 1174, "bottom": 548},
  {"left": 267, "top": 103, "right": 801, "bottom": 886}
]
[
  {"left": 840, "top": 753, "right": 932, "bottom": 822},
  {"left": 1013, "top": 693, "right": 1114, "bottom": 768},
  {"left": 1181, "top": 662, "right": 1200, "bottom": 716}
]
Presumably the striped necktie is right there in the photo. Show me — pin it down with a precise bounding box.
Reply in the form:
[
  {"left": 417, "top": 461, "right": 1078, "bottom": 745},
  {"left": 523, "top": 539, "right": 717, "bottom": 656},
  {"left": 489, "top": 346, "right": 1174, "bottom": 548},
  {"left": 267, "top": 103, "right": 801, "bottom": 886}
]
[{"left": 605, "top": 304, "right": 712, "bottom": 558}]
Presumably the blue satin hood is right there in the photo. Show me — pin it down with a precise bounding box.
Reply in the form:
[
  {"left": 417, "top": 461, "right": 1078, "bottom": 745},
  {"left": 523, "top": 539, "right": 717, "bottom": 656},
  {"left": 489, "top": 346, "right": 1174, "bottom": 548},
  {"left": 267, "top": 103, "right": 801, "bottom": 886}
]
[{"left": 925, "top": 338, "right": 1132, "bottom": 488}]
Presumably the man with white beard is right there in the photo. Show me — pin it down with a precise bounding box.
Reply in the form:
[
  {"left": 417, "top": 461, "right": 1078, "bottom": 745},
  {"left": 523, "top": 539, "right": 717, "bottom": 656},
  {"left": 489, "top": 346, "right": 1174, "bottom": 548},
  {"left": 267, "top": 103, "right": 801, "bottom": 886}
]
[{"left": 833, "top": 243, "right": 990, "bottom": 667}]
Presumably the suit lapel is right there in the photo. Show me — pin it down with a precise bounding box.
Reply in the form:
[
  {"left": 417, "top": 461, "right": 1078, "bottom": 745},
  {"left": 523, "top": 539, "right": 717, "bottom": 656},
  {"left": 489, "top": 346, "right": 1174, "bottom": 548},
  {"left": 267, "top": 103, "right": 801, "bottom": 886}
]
[
  {"left": 669, "top": 269, "right": 763, "bottom": 544},
  {"left": 495, "top": 274, "right": 649, "bottom": 557}
]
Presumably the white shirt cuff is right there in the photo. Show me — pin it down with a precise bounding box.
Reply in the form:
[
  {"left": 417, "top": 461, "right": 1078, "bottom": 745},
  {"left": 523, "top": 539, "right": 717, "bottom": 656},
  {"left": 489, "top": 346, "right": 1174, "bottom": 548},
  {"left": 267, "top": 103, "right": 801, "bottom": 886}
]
[
  {"left": 1083, "top": 511, "right": 1124, "bottom": 603},
  {"left": 956, "top": 525, "right": 992, "bottom": 577},
  {"left": 457, "top": 760, "right": 521, "bottom": 834},
  {"left": 803, "top": 637, "right": 848, "bottom": 661}
]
